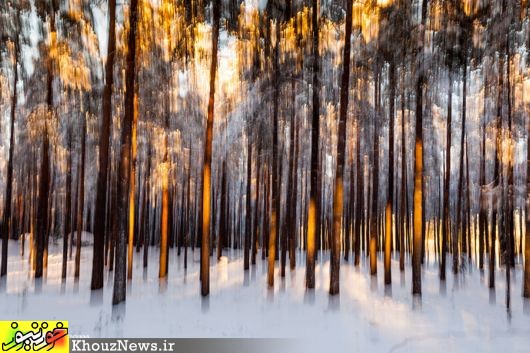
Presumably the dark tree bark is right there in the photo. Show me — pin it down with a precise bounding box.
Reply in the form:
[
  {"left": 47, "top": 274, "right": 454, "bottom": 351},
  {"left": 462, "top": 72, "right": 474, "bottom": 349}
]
[
  {"left": 91, "top": 0, "right": 116, "bottom": 290},
  {"left": 1, "top": 34, "right": 19, "bottom": 277},
  {"left": 306, "top": 0, "right": 320, "bottom": 289},
  {"left": 36, "top": 4, "right": 56, "bottom": 279},
  {"left": 244, "top": 130, "right": 252, "bottom": 271},
  {"left": 330, "top": 0, "right": 353, "bottom": 295},
  {"left": 113, "top": 0, "right": 139, "bottom": 305}
]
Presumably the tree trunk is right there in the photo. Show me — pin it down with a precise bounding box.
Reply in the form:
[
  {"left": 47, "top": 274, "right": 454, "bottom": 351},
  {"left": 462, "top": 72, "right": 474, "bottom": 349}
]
[
  {"left": 370, "top": 69, "right": 380, "bottom": 276},
  {"left": 455, "top": 58, "right": 467, "bottom": 275},
  {"left": 113, "top": 0, "right": 139, "bottom": 305},
  {"left": 128, "top": 91, "right": 138, "bottom": 279},
  {"left": 36, "top": 6, "right": 55, "bottom": 279},
  {"left": 74, "top": 108, "right": 87, "bottom": 279},
  {"left": 412, "top": 0, "right": 428, "bottom": 296},
  {"left": 1, "top": 37, "right": 19, "bottom": 277},
  {"left": 306, "top": 0, "right": 320, "bottom": 289},
  {"left": 441, "top": 62, "right": 453, "bottom": 281},
  {"left": 244, "top": 130, "right": 252, "bottom": 271},
  {"left": 385, "top": 61, "right": 396, "bottom": 285},
  {"left": 200, "top": 0, "right": 220, "bottom": 296},
  {"left": 330, "top": 0, "right": 352, "bottom": 295}
]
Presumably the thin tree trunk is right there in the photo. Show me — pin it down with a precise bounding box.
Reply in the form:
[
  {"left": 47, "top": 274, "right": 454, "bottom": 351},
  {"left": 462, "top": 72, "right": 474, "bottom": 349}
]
[
  {"left": 244, "top": 130, "right": 252, "bottom": 270},
  {"left": 385, "top": 61, "right": 396, "bottom": 285},
  {"left": 306, "top": 0, "right": 320, "bottom": 289},
  {"left": 74, "top": 109, "right": 87, "bottom": 279}
]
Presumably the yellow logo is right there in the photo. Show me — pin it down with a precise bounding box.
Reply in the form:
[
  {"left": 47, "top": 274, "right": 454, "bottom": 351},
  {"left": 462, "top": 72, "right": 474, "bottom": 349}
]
[{"left": 0, "top": 321, "right": 68, "bottom": 352}]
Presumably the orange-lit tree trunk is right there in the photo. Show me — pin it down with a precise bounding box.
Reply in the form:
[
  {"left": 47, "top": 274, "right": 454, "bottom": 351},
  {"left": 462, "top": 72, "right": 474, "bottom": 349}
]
[
  {"left": 330, "top": 0, "right": 353, "bottom": 295},
  {"left": 127, "top": 92, "right": 138, "bottom": 279},
  {"left": 412, "top": 0, "right": 427, "bottom": 296},
  {"left": 159, "top": 90, "right": 170, "bottom": 278},
  {"left": 268, "top": 19, "right": 280, "bottom": 288},
  {"left": 384, "top": 61, "right": 396, "bottom": 285},
  {"left": 306, "top": 0, "right": 320, "bottom": 289},
  {"left": 399, "top": 71, "right": 407, "bottom": 272},
  {"left": 159, "top": 157, "right": 169, "bottom": 278},
  {"left": 200, "top": 0, "right": 220, "bottom": 296},
  {"left": 370, "top": 69, "right": 380, "bottom": 276},
  {"left": 113, "top": 0, "right": 139, "bottom": 305}
]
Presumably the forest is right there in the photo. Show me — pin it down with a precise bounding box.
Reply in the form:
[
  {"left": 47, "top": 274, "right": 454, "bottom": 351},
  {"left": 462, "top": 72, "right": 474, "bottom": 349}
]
[{"left": 0, "top": 0, "right": 530, "bottom": 326}]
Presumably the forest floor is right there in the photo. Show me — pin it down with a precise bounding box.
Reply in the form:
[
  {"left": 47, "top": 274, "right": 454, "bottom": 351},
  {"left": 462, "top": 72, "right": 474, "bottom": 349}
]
[{"left": 1, "top": 236, "right": 530, "bottom": 353}]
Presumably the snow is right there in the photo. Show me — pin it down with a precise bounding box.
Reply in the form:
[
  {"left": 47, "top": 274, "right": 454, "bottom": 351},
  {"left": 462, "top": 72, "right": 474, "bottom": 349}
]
[{"left": 1, "top": 238, "right": 530, "bottom": 353}]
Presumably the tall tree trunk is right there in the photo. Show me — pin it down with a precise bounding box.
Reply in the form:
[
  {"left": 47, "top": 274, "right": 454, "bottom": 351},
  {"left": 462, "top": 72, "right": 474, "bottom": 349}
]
[
  {"left": 330, "top": 0, "right": 352, "bottom": 295},
  {"left": 370, "top": 69, "right": 380, "bottom": 276},
  {"left": 412, "top": 0, "right": 427, "bottom": 296},
  {"left": 441, "top": 62, "right": 453, "bottom": 281},
  {"left": 268, "top": 19, "right": 281, "bottom": 288},
  {"left": 74, "top": 109, "right": 87, "bottom": 279},
  {"left": 244, "top": 130, "right": 252, "bottom": 271},
  {"left": 113, "top": 0, "right": 139, "bottom": 305},
  {"left": 306, "top": 0, "right": 320, "bottom": 289},
  {"left": 399, "top": 72, "right": 407, "bottom": 272},
  {"left": 455, "top": 57, "right": 467, "bottom": 275},
  {"left": 128, "top": 91, "right": 138, "bottom": 279},
  {"left": 1, "top": 36, "right": 19, "bottom": 277},
  {"left": 385, "top": 61, "right": 396, "bottom": 285},
  {"left": 524, "top": 71, "right": 530, "bottom": 296},
  {"left": 252, "top": 145, "right": 261, "bottom": 265},
  {"left": 36, "top": 6, "right": 56, "bottom": 279},
  {"left": 479, "top": 77, "right": 487, "bottom": 271},
  {"left": 62, "top": 127, "right": 72, "bottom": 280},
  {"left": 200, "top": 0, "right": 220, "bottom": 296}
]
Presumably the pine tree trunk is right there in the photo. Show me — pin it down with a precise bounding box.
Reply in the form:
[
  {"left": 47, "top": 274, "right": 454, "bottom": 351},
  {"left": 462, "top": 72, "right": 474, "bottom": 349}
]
[
  {"left": 200, "top": 0, "right": 220, "bottom": 296},
  {"left": 330, "top": 0, "right": 353, "bottom": 295},
  {"left": 113, "top": 0, "right": 139, "bottom": 304},
  {"left": 412, "top": 0, "right": 428, "bottom": 296},
  {"left": 306, "top": 0, "right": 320, "bottom": 289},
  {"left": 385, "top": 61, "right": 395, "bottom": 285},
  {"left": 244, "top": 131, "right": 252, "bottom": 270},
  {"left": 455, "top": 58, "right": 467, "bottom": 275},
  {"left": 1, "top": 37, "right": 19, "bottom": 277},
  {"left": 74, "top": 109, "right": 87, "bottom": 279}
]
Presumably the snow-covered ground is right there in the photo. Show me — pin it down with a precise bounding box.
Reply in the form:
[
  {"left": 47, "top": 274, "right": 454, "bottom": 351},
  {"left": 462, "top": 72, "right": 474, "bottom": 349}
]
[{"left": 1, "top": 238, "right": 530, "bottom": 353}]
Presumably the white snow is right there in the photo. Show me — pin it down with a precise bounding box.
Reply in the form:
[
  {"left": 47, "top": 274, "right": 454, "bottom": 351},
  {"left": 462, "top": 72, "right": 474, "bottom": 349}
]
[{"left": 1, "top": 239, "right": 530, "bottom": 353}]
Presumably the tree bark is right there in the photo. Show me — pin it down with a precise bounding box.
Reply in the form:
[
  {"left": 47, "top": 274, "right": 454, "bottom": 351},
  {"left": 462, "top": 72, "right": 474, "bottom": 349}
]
[
  {"left": 113, "top": 0, "right": 139, "bottom": 305},
  {"left": 200, "top": 0, "right": 220, "bottom": 296},
  {"left": 306, "top": 0, "right": 320, "bottom": 289},
  {"left": 330, "top": 0, "right": 353, "bottom": 295}
]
